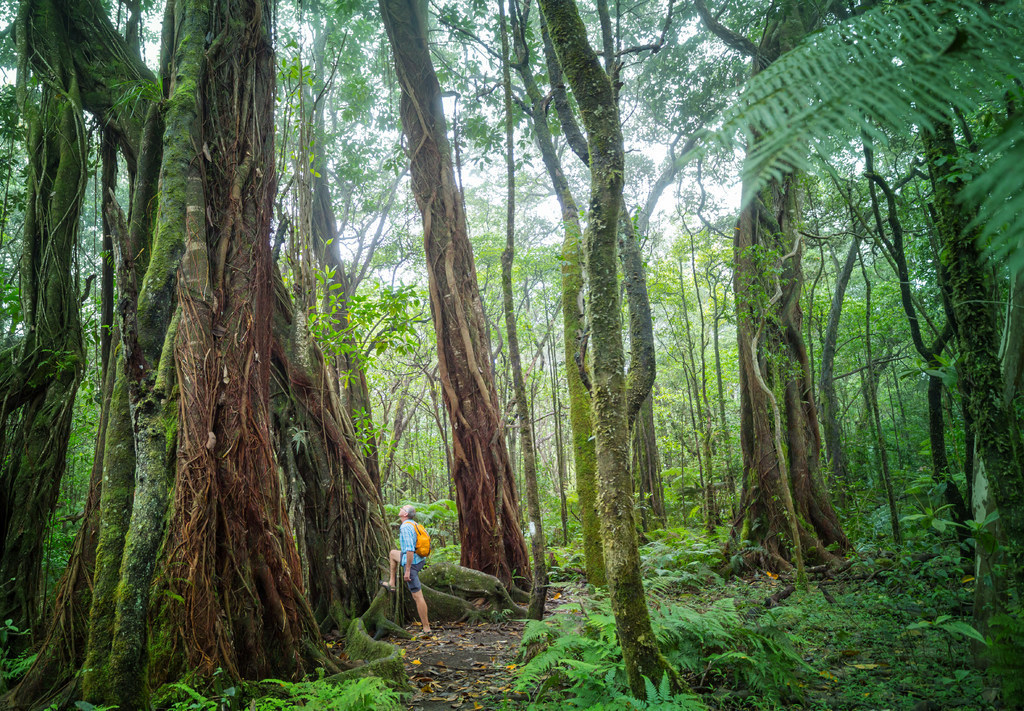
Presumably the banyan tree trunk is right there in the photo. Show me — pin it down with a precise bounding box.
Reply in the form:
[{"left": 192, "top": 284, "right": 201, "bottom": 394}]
[
  {"left": 269, "top": 269, "right": 390, "bottom": 630},
  {"left": 694, "top": 1, "right": 848, "bottom": 571},
  {"left": 379, "top": 0, "right": 530, "bottom": 587},
  {"left": 0, "top": 3, "right": 87, "bottom": 638},
  {"left": 733, "top": 173, "right": 848, "bottom": 569}
]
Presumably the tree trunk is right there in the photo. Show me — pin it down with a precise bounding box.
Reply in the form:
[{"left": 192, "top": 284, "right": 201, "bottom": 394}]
[
  {"left": 549, "top": 334, "right": 570, "bottom": 546},
  {"left": 862, "top": 146, "right": 969, "bottom": 528},
  {"left": 859, "top": 257, "right": 900, "bottom": 545},
  {"left": 500, "top": 0, "right": 546, "bottom": 619},
  {"left": 538, "top": 0, "right": 684, "bottom": 695},
  {"left": 0, "top": 0, "right": 88, "bottom": 639},
  {"left": 818, "top": 235, "right": 860, "bottom": 501},
  {"left": 378, "top": 0, "right": 530, "bottom": 587},
  {"left": 632, "top": 395, "right": 665, "bottom": 528},
  {"left": 512, "top": 0, "right": 603, "bottom": 585},
  {"left": 699, "top": 2, "right": 848, "bottom": 570},
  {"left": 925, "top": 121, "right": 1024, "bottom": 593}
]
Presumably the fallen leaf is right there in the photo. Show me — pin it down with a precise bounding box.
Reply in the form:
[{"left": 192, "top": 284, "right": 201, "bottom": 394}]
[{"left": 411, "top": 659, "right": 422, "bottom": 665}]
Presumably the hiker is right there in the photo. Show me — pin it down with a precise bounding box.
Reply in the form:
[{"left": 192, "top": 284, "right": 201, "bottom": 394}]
[{"left": 383, "top": 504, "right": 431, "bottom": 634}]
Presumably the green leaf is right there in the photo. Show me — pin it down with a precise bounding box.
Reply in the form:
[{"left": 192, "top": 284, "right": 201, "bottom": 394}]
[{"left": 938, "top": 621, "right": 988, "bottom": 645}]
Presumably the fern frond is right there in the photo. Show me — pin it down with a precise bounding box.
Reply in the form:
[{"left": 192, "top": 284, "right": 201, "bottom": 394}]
[{"left": 716, "top": 0, "right": 1024, "bottom": 269}]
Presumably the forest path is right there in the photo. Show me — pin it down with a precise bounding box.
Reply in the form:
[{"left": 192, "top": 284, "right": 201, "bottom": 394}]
[
  {"left": 398, "top": 586, "right": 579, "bottom": 709},
  {"left": 398, "top": 618, "right": 528, "bottom": 710}
]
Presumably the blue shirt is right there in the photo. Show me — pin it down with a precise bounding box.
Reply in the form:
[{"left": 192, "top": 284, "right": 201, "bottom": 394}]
[{"left": 399, "top": 520, "right": 426, "bottom": 567}]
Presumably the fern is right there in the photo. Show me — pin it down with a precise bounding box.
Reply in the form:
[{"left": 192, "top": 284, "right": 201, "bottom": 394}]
[
  {"left": 716, "top": 0, "right": 1024, "bottom": 270},
  {"left": 516, "top": 595, "right": 806, "bottom": 708}
]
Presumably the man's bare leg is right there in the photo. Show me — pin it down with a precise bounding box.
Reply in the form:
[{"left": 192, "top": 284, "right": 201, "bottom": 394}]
[
  {"left": 387, "top": 549, "right": 400, "bottom": 588},
  {"left": 411, "top": 590, "right": 430, "bottom": 633}
]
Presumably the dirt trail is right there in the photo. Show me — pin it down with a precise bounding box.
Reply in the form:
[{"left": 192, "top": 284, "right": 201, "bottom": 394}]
[{"left": 397, "top": 619, "right": 528, "bottom": 710}]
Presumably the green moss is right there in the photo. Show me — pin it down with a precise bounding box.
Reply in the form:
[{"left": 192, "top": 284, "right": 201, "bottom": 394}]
[{"left": 327, "top": 619, "right": 411, "bottom": 690}]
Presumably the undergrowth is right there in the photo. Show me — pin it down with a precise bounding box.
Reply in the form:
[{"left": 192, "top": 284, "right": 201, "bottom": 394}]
[
  {"left": 144, "top": 674, "right": 402, "bottom": 711},
  {"left": 515, "top": 594, "right": 806, "bottom": 709}
]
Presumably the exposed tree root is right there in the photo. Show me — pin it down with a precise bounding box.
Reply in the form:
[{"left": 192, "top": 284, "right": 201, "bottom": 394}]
[
  {"left": 326, "top": 619, "right": 411, "bottom": 689},
  {"left": 360, "top": 563, "right": 529, "bottom": 641}
]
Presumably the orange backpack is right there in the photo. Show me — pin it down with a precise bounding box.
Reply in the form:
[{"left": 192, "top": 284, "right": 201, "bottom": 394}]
[{"left": 412, "top": 521, "right": 431, "bottom": 557}]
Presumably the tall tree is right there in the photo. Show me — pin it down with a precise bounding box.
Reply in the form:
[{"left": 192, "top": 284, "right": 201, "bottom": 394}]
[
  {"left": 378, "top": 0, "right": 531, "bottom": 586},
  {"left": 537, "top": 0, "right": 683, "bottom": 695},
  {"left": 500, "top": 0, "right": 546, "bottom": 619},
  {"left": 696, "top": 0, "right": 848, "bottom": 570},
  {"left": 9, "top": 0, "right": 389, "bottom": 707},
  {"left": 0, "top": 0, "right": 153, "bottom": 644},
  {"left": 511, "top": 0, "right": 604, "bottom": 585}
]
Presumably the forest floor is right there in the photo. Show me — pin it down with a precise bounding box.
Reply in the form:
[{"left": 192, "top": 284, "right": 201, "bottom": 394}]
[
  {"left": 399, "top": 586, "right": 584, "bottom": 710},
  {"left": 398, "top": 619, "right": 526, "bottom": 710},
  {"left": 390, "top": 547, "right": 1009, "bottom": 711}
]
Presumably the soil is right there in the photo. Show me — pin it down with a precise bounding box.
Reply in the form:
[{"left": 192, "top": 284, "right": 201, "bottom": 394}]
[{"left": 397, "top": 619, "right": 529, "bottom": 710}]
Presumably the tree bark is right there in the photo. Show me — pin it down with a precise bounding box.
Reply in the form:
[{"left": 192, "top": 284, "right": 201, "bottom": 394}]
[
  {"left": 538, "top": 0, "right": 684, "bottom": 695},
  {"left": 699, "top": 1, "right": 848, "bottom": 570},
  {"left": 512, "top": 0, "right": 603, "bottom": 585},
  {"left": 925, "top": 121, "right": 1024, "bottom": 593},
  {"left": 859, "top": 256, "right": 901, "bottom": 545},
  {"left": 0, "top": 0, "right": 88, "bottom": 639},
  {"left": 500, "top": 0, "right": 546, "bottom": 620},
  {"left": 378, "top": 0, "right": 530, "bottom": 587},
  {"left": 818, "top": 235, "right": 860, "bottom": 500}
]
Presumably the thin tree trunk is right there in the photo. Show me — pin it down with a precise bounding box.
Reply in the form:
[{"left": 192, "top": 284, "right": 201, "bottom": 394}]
[
  {"left": 818, "top": 235, "right": 860, "bottom": 501},
  {"left": 511, "top": 0, "right": 602, "bottom": 584},
  {"left": 500, "top": 0, "right": 546, "bottom": 619},
  {"left": 860, "top": 256, "right": 901, "bottom": 545},
  {"left": 547, "top": 312, "right": 570, "bottom": 546}
]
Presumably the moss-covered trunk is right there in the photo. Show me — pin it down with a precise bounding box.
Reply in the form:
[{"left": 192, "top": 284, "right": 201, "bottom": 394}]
[
  {"left": 537, "top": 0, "right": 683, "bottom": 696},
  {"left": 702, "top": 2, "right": 847, "bottom": 571},
  {"left": 378, "top": 0, "right": 530, "bottom": 587},
  {"left": 925, "top": 122, "right": 1024, "bottom": 594},
  {"left": 512, "top": 5, "right": 603, "bottom": 585},
  {"left": 0, "top": 0, "right": 87, "bottom": 640}
]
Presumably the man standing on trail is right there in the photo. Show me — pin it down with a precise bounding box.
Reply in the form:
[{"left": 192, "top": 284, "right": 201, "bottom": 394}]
[{"left": 383, "top": 504, "right": 431, "bottom": 634}]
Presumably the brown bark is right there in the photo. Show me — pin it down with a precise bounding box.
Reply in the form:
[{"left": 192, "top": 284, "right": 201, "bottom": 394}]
[
  {"left": 378, "top": 0, "right": 530, "bottom": 587},
  {"left": 699, "top": 1, "right": 848, "bottom": 570},
  {"left": 0, "top": 0, "right": 87, "bottom": 638},
  {"left": 500, "top": 0, "right": 546, "bottom": 619},
  {"left": 818, "top": 234, "right": 859, "bottom": 500}
]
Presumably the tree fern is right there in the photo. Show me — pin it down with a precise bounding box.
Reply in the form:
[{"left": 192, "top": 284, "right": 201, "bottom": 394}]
[{"left": 716, "top": 0, "right": 1024, "bottom": 269}]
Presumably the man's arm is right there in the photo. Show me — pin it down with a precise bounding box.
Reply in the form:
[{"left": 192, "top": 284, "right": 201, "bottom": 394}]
[{"left": 405, "top": 550, "right": 413, "bottom": 580}]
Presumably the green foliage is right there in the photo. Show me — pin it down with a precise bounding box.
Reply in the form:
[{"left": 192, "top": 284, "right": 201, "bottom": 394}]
[
  {"left": 153, "top": 674, "right": 402, "bottom": 711},
  {"left": 249, "top": 676, "right": 402, "bottom": 710},
  {"left": 309, "top": 272, "right": 423, "bottom": 376},
  {"left": 0, "top": 619, "right": 34, "bottom": 693},
  {"left": 716, "top": 0, "right": 1024, "bottom": 272},
  {"left": 516, "top": 596, "right": 806, "bottom": 709},
  {"left": 988, "top": 604, "right": 1024, "bottom": 700},
  {"left": 638, "top": 533, "right": 724, "bottom": 596}
]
